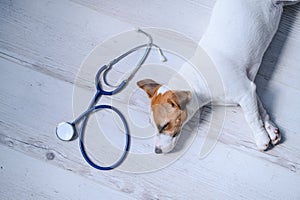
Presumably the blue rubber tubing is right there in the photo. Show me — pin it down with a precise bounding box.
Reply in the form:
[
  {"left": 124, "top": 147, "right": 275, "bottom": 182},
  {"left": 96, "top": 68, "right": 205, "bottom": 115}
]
[{"left": 79, "top": 104, "right": 130, "bottom": 170}]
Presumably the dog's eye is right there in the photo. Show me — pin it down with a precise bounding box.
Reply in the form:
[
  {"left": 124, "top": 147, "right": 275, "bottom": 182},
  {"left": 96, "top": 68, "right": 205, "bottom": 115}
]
[
  {"left": 170, "top": 101, "right": 175, "bottom": 107},
  {"left": 167, "top": 99, "right": 177, "bottom": 108},
  {"left": 159, "top": 122, "right": 170, "bottom": 132}
]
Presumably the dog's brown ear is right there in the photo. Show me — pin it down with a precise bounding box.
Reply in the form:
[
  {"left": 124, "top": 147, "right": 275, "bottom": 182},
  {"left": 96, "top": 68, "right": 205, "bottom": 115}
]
[
  {"left": 172, "top": 91, "right": 192, "bottom": 110},
  {"left": 137, "top": 79, "right": 161, "bottom": 98}
]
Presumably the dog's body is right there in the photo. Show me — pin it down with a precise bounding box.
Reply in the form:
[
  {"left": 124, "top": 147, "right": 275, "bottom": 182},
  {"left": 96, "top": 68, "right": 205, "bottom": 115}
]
[{"left": 138, "top": 0, "right": 300, "bottom": 153}]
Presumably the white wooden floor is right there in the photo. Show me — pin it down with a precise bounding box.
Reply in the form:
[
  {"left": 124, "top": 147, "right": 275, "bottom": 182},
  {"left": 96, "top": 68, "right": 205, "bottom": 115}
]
[{"left": 1, "top": 0, "right": 300, "bottom": 199}]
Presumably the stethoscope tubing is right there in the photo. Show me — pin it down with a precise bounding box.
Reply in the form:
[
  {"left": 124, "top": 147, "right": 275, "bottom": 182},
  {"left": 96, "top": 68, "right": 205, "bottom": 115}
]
[
  {"left": 72, "top": 41, "right": 152, "bottom": 170},
  {"left": 78, "top": 104, "right": 130, "bottom": 171},
  {"left": 72, "top": 76, "right": 130, "bottom": 170},
  {"left": 102, "top": 43, "right": 166, "bottom": 88}
]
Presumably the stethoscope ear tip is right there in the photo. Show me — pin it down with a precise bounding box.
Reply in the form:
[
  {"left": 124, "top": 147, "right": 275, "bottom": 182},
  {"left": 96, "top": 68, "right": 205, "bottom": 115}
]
[{"left": 56, "top": 121, "right": 75, "bottom": 141}]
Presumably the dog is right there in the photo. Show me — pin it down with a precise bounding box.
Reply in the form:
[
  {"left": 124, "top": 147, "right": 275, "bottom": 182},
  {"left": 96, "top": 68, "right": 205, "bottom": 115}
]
[{"left": 137, "top": 0, "right": 300, "bottom": 154}]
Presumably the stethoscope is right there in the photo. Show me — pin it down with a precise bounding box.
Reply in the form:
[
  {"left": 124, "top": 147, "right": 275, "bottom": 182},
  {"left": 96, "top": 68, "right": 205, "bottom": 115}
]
[{"left": 56, "top": 29, "right": 167, "bottom": 170}]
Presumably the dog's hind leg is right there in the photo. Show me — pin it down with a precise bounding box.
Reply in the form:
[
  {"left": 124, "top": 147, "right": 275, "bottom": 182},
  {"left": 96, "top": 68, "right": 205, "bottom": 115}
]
[
  {"left": 239, "top": 82, "right": 271, "bottom": 150},
  {"left": 257, "top": 97, "right": 281, "bottom": 145}
]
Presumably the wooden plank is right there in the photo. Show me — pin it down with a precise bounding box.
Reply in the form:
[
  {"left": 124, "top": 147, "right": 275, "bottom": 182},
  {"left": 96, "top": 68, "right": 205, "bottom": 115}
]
[
  {"left": 0, "top": 0, "right": 133, "bottom": 85},
  {"left": 0, "top": 145, "right": 132, "bottom": 200},
  {"left": 71, "top": 0, "right": 216, "bottom": 41}
]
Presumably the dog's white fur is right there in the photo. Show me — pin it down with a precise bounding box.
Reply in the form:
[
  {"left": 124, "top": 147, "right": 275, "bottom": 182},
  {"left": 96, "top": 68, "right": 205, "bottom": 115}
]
[{"left": 153, "top": 0, "right": 300, "bottom": 153}]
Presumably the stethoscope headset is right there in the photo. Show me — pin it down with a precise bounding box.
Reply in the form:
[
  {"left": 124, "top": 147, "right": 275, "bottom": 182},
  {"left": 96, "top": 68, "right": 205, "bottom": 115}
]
[{"left": 56, "top": 29, "right": 167, "bottom": 170}]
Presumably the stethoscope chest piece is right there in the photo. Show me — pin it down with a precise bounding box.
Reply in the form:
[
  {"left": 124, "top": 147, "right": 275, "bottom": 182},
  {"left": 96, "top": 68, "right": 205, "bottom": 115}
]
[{"left": 56, "top": 122, "right": 76, "bottom": 141}]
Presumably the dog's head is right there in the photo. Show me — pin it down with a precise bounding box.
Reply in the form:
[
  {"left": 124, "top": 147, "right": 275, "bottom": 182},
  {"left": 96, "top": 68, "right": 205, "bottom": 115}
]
[{"left": 137, "top": 79, "right": 192, "bottom": 154}]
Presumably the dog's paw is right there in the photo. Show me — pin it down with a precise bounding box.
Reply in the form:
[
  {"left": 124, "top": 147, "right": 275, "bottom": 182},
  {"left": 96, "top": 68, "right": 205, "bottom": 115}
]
[
  {"left": 255, "top": 132, "right": 270, "bottom": 151},
  {"left": 264, "top": 115, "right": 281, "bottom": 145}
]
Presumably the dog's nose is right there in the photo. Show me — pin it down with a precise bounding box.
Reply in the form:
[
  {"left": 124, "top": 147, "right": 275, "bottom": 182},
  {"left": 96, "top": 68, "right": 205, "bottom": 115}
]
[{"left": 155, "top": 147, "right": 162, "bottom": 154}]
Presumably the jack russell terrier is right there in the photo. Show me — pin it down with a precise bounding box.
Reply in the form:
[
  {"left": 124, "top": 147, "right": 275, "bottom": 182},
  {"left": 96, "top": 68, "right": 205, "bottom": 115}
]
[{"left": 137, "top": 0, "right": 300, "bottom": 154}]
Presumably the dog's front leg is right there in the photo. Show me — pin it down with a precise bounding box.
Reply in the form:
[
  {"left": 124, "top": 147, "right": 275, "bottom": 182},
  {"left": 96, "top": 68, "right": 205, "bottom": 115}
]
[{"left": 239, "top": 82, "right": 270, "bottom": 150}]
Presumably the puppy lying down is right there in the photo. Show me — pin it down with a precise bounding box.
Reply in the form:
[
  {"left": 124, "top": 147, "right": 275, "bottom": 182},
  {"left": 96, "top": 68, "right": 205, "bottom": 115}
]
[{"left": 137, "top": 0, "right": 300, "bottom": 154}]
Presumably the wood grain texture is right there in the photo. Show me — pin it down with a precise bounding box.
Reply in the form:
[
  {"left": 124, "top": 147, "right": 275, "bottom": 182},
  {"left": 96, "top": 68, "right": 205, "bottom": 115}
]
[
  {"left": 1, "top": 0, "right": 300, "bottom": 199},
  {"left": 71, "top": 0, "right": 216, "bottom": 41},
  {"left": 0, "top": 145, "right": 131, "bottom": 200}
]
